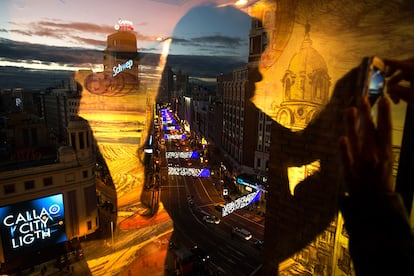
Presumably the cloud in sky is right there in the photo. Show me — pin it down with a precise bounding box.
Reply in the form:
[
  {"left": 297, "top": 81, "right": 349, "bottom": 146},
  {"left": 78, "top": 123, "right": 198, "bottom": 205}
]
[
  {"left": 6, "top": 20, "right": 133, "bottom": 49},
  {"left": 0, "top": 29, "right": 248, "bottom": 66},
  {"left": 168, "top": 4, "right": 250, "bottom": 56},
  {"left": 0, "top": 3, "right": 251, "bottom": 68},
  {"left": 0, "top": 38, "right": 101, "bottom": 66},
  {"left": 0, "top": 1, "right": 251, "bottom": 89},
  {"left": 3, "top": 12, "right": 249, "bottom": 55},
  {"left": 0, "top": 37, "right": 246, "bottom": 89},
  {"left": 1, "top": 0, "right": 251, "bottom": 53},
  {"left": 169, "top": 34, "right": 247, "bottom": 56},
  {"left": 149, "top": 0, "right": 190, "bottom": 6},
  {"left": 1, "top": 0, "right": 251, "bottom": 51}
]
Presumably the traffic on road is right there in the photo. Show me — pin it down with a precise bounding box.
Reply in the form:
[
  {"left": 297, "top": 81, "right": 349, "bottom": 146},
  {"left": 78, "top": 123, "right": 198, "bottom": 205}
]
[{"left": 155, "top": 107, "right": 265, "bottom": 275}]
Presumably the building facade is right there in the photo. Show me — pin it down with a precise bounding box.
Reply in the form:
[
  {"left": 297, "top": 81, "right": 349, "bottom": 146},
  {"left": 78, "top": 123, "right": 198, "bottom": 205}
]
[
  {"left": 220, "top": 66, "right": 258, "bottom": 175},
  {"left": 0, "top": 109, "right": 99, "bottom": 273}
]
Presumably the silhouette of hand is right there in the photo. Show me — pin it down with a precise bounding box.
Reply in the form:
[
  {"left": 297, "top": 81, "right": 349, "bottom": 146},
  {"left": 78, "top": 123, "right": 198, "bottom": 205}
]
[
  {"left": 339, "top": 96, "right": 394, "bottom": 195},
  {"left": 385, "top": 58, "right": 414, "bottom": 106}
]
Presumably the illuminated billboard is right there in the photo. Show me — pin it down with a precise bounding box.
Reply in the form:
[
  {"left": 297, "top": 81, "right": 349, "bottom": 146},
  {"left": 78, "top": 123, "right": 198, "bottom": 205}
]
[{"left": 0, "top": 194, "right": 67, "bottom": 261}]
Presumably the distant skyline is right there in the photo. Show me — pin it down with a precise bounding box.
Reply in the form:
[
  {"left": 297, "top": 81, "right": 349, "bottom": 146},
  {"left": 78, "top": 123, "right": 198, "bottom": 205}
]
[
  {"left": 0, "top": 0, "right": 253, "bottom": 86},
  {"left": 0, "top": 43, "right": 247, "bottom": 90}
]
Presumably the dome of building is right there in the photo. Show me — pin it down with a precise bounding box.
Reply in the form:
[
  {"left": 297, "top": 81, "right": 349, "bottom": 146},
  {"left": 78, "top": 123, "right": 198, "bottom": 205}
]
[
  {"left": 281, "top": 23, "right": 330, "bottom": 105},
  {"left": 277, "top": 23, "right": 331, "bottom": 131},
  {"left": 288, "top": 42, "right": 327, "bottom": 78}
]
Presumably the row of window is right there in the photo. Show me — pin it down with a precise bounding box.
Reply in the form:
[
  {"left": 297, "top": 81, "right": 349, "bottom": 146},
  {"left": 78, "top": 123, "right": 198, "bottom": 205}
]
[
  {"left": 3, "top": 176, "right": 53, "bottom": 195},
  {"left": 2, "top": 170, "right": 89, "bottom": 195}
]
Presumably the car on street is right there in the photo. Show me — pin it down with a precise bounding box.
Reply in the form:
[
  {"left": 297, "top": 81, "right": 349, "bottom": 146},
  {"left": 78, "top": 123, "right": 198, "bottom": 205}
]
[
  {"left": 232, "top": 227, "right": 252, "bottom": 240},
  {"left": 202, "top": 215, "right": 220, "bottom": 224}
]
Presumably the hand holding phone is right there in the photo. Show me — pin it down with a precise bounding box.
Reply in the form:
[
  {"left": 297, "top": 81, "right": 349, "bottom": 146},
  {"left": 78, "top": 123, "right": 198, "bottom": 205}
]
[{"left": 359, "top": 56, "right": 386, "bottom": 106}]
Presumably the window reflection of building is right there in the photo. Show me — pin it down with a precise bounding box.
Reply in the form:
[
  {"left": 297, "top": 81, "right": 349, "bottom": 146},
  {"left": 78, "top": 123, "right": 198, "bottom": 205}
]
[{"left": 277, "top": 23, "right": 330, "bottom": 131}]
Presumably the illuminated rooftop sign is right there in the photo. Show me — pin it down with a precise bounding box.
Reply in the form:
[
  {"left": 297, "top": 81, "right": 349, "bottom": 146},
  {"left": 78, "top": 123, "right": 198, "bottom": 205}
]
[
  {"left": 114, "top": 19, "right": 134, "bottom": 31},
  {"left": 113, "top": 59, "right": 133, "bottom": 77}
]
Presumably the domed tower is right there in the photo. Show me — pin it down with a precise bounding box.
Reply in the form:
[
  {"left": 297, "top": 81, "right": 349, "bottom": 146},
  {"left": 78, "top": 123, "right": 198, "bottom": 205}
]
[
  {"left": 104, "top": 19, "right": 139, "bottom": 76},
  {"left": 277, "top": 23, "right": 330, "bottom": 130},
  {"left": 90, "top": 19, "right": 141, "bottom": 96}
]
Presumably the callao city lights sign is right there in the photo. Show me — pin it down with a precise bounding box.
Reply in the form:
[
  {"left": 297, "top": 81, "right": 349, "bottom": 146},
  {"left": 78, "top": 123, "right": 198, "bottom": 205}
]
[{"left": 0, "top": 194, "right": 67, "bottom": 260}]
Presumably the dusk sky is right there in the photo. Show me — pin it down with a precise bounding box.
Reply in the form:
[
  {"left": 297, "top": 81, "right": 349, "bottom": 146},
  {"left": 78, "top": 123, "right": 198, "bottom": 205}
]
[{"left": 0, "top": 0, "right": 254, "bottom": 88}]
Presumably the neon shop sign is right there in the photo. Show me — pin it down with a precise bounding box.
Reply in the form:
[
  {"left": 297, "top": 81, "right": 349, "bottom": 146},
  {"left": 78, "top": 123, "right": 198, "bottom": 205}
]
[{"left": 113, "top": 59, "right": 133, "bottom": 77}]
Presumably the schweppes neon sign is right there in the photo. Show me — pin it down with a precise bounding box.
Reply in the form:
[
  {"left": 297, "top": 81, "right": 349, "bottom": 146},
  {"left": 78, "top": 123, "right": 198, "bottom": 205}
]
[{"left": 113, "top": 59, "right": 133, "bottom": 77}]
